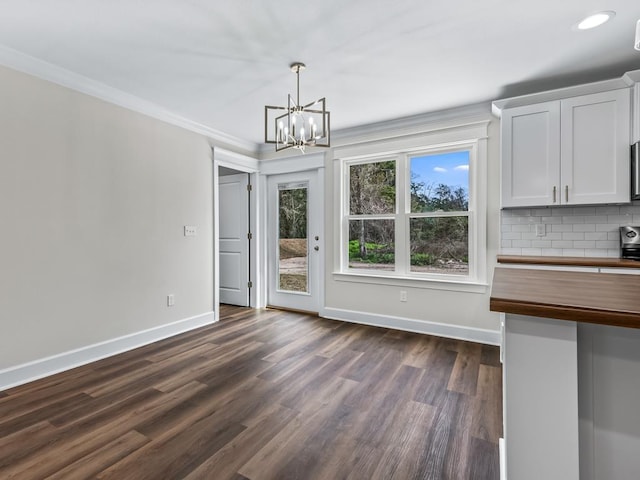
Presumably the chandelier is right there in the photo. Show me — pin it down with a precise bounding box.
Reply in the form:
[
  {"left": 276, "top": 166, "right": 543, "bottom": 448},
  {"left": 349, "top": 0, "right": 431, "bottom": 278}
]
[{"left": 264, "top": 62, "right": 330, "bottom": 153}]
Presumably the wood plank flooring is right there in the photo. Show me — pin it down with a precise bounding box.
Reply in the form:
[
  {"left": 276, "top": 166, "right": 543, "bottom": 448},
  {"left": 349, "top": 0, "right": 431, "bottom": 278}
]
[{"left": 0, "top": 305, "right": 502, "bottom": 479}]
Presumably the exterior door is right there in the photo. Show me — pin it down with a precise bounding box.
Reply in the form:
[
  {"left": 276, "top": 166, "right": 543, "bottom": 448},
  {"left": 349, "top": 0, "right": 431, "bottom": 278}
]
[
  {"left": 267, "top": 170, "right": 321, "bottom": 313},
  {"left": 219, "top": 173, "right": 250, "bottom": 306}
]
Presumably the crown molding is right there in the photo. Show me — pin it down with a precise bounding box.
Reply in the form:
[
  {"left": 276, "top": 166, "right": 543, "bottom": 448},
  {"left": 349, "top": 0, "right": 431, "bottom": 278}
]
[
  {"left": 622, "top": 69, "right": 640, "bottom": 85},
  {"left": 0, "top": 43, "right": 260, "bottom": 156},
  {"left": 492, "top": 76, "right": 630, "bottom": 117},
  {"left": 333, "top": 102, "right": 491, "bottom": 144}
]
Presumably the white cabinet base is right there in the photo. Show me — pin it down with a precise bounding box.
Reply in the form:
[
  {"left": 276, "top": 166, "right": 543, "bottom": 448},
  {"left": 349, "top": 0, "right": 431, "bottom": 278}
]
[
  {"left": 503, "top": 315, "right": 640, "bottom": 480},
  {"left": 578, "top": 324, "right": 640, "bottom": 480},
  {"left": 503, "top": 314, "right": 579, "bottom": 480}
]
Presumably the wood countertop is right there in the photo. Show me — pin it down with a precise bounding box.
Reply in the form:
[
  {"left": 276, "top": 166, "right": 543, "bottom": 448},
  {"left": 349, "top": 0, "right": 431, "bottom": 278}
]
[
  {"left": 497, "top": 254, "right": 640, "bottom": 269},
  {"left": 490, "top": 267, "right": 640, "bottom": 329}
]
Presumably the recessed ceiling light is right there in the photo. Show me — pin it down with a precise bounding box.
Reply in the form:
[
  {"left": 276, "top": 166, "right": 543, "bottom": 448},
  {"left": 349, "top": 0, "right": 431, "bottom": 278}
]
[{"left": 577, "top": 11, "right": 615, "bottom": 30}]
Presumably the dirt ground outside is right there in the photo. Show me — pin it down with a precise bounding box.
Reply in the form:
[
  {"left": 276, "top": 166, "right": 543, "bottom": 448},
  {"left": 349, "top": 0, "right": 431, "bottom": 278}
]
[
  {"left": 279, "top": 239, "right": 308, "bottom": 291},
  {"left": 279, "top": 238, "right": 307, "bottom": 259}
]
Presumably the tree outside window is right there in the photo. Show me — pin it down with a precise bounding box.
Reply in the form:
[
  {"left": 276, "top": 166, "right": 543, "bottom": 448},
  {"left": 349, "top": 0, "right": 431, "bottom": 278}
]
[
  {"left": 348, "top": 160, "right": 396, "bottom": 270},
  {"left": 346, "top": 149, "right": 472, "bottom": 277},
  {"left": 409, "top": 151, "right": 470, "bottom": 275}
]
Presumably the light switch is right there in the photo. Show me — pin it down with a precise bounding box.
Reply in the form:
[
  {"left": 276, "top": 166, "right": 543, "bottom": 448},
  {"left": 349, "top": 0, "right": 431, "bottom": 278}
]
[
  {"left": 535, "top": 224, "right": 546, "bottom": 237},
  {"left": 184, "top": 226, "right": 197, "bottom": 236}
]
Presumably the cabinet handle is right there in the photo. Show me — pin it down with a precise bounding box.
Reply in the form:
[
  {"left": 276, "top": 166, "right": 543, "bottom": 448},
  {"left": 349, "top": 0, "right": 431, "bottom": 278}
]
[
  {"left": 565, "top": 185, "right": 569, "bottom": 203},
  {"left": 553, "top": 186, "right": 557, "bottom": 203}
]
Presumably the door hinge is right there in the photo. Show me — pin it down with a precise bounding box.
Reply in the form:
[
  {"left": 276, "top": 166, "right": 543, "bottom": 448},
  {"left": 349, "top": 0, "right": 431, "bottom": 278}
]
[
  {"left": 248, "top": 281, "right": 253, "bottom": 288},
  {"left": 247, "top": 232, "right": 253, "bottom": 240},
  {"left": 247, "top": 184, "right": 253, "bottom": 192}
]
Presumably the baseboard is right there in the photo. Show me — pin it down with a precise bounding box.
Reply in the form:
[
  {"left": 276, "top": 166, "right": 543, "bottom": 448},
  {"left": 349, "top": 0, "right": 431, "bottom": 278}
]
[
  {"left": 0, "top": 311, "right": 216, "bottom": 392},
  {"left": 322, "top": 307, "right": 501, "bottom": 345}
]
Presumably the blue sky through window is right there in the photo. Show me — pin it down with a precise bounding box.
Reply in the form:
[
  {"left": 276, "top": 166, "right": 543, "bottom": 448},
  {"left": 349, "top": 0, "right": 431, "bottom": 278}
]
[{"left": 410, "top": 151, "right": 469, "bottom": 195}]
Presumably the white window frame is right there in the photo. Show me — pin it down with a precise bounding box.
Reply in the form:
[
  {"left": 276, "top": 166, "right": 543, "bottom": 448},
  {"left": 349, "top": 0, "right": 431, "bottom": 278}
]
[{"left": 332, "top": 122, "right": 489, "bottom": 293}]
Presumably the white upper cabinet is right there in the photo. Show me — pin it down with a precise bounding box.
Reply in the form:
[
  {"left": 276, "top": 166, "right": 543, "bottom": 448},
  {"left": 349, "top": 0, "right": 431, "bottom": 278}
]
[
  {"left": 499, "top": 88, "right": 631, "bottom": 208},
  {"left": 501, "top": 101, "right": 560, "bottom": 207},
  {"left": 561, "top": 89, "right": 631, "bottom": 205}
]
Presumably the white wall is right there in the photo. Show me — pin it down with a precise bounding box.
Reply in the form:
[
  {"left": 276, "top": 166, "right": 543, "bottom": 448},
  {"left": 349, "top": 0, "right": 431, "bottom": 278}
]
[
  {"left": 322, "top": 114, "right": 502, "bottom": 340},
  {"left": 0, "top": 65, "right": 214, "bottom": 372}
]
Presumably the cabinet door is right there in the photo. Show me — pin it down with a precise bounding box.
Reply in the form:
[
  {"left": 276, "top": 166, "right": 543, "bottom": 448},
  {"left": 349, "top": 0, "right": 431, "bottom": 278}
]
[
  {"left": 501, "top": 102, "right": 560, "bottom": 207},
  {"left": 560, "top": 89, "right": 631, "bottom": 205},
  {"left": 504, "top": 314, "right": 580, "bottom": 480}
]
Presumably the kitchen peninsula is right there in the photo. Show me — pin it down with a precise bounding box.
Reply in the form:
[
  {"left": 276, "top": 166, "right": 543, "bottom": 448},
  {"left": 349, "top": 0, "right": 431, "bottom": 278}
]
[{"left": 490, "top": 266, "right": 640, "bottom": 480}]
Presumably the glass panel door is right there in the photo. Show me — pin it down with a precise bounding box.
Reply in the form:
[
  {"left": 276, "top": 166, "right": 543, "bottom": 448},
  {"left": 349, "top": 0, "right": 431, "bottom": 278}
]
[
  {"left": 277, "top": 183, "right": 308, "bottom": 293},
  {"left": 267, "top": 170, "right": 320, "bottom": 313}
]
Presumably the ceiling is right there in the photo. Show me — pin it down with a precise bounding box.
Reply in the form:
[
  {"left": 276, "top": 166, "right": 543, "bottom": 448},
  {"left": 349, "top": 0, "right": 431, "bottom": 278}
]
[{"left": 1, "top": 0, "right": 639, "bottom": 147}]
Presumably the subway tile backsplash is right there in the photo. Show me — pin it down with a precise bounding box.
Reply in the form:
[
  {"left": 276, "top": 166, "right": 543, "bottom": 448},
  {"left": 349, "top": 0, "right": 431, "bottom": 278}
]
[{"left": 500, "top": 202, "right": 640, "bottom": 257}]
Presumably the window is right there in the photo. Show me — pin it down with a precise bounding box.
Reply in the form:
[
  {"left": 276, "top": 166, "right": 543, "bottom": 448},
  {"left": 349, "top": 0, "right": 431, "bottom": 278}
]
[
  {"left": 340, "top": 137, "right": 486, "bottom": 287},
  {"left": 348, "top": 159, "right": 396, "bottom": 271},
  {"left": 409, "top": 151, "right": 470, "bottom": 275},
  {"left": 277, "top": 183, "right": 308, "bottom": 293}
]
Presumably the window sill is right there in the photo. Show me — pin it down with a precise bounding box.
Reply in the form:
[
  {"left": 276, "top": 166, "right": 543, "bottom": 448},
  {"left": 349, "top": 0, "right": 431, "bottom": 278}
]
[{"left": 332, "top": 271, "right": 488, "bottom": 293}]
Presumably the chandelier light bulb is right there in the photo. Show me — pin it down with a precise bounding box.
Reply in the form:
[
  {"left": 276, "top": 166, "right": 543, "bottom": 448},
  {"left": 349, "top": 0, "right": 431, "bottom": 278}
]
[{"left": 278, "top": 121, "right": 284, "bottom": 143}]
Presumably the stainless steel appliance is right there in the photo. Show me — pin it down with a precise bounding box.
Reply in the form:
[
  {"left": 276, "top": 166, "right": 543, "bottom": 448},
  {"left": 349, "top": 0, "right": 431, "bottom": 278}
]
[
  {"left": 620, "top": 226, "right": 640, "bottom": 260},
  {"left": 633, "top": 142, "right": 640, "bottom": 200}
]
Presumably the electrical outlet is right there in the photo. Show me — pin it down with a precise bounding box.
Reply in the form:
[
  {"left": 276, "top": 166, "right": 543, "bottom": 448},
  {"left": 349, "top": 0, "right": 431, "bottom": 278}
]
[
  {"left": 535, "top": 224, "right": 546, "bottom": 237},
  {"left": 184, "top": 226, "right": 197, "bottom": 236},
  {"left": 167, "top": 294, "right": 175, "bottom": 306},
  {"left": 400, "top": 290, "right": 407, "bottom": 302}
]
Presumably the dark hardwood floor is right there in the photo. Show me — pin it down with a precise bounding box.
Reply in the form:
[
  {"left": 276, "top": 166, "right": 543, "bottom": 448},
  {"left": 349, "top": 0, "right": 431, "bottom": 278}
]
[{"left": 0, "top": 305, "right": 502, "bottom": 479}]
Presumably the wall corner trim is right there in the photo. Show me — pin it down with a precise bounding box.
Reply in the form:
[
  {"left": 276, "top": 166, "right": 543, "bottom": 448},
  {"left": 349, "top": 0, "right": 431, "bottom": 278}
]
[
  {"left": 0, "top": 311, "right": 216, "bottom": 392},
  {"left": 322, "top": 307, "right": 501, "bottom": 345}
]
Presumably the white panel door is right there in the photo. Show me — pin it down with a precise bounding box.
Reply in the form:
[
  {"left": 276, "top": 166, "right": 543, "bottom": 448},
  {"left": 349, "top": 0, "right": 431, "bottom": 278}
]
[
  {"left": 501, "top": 101, "right": 561, "bottom": 207},
  {"left": 560, "top": 89, "right": 631, "bottom": 205},
  {"left": 267, "top": 170, "right": 321, "bottom": 313},
  {"left": 219, "top": 173, "right": 250, "bottom": 306}
]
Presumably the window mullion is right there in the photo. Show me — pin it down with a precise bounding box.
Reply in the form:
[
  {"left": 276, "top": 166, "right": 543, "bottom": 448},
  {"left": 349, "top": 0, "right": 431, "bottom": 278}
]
[
  {"left": 342, "top": 160, "right": 350, "bottom": 271},
  {"left": 347, "top": 214, "right": 396, "bottom": 221},
  {"left": 409, "top": 211, "right": 470, "bottom": 219},
  {"left": 395, "top": 154, "right": 408, "bottom": 275}
]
